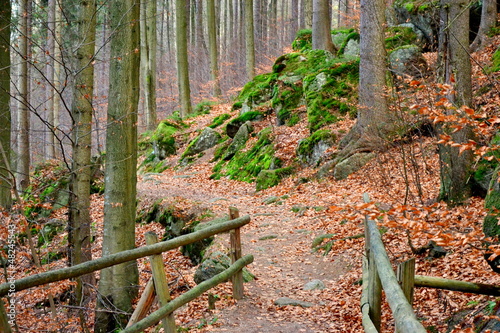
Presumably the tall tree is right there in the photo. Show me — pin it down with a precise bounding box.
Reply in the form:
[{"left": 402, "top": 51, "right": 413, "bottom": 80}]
[
  {"left": 66, "top": 0, "right": 97, "bottom": 306},
  {"left": 45, "top": 0, "right": 57, "bottom": 160},
  {"left": 312, "top": 0, "right": 335, "bottom": 53},
  {"left": 245, "top": 0, "right": 255, "bottom": 80},
  {"left": 338, "top": 0, "right": 392, "bottom": 156},
  {"left": 16, "top": 0, "right": 30, "bottom": 192},
  {"left": 437, "top": 0, "right": 474, "bottom": 205},
  {"left": 207, "top": 0, "right": 221, "bottom": 97},
  {"left": 176, "top": 0, "right": 193, "bottom": 117},
  {"left": 470, "top": 0, "right": 497, "bottom": 52},
  {"left": 94, "top": 0, "right": 140, "bottom": 331},
  {"left": 140, "top": 0, "right": 157, "bottom": 131},
  {"left": 0, "top": 0, "right": 11, "bottom": 209}
]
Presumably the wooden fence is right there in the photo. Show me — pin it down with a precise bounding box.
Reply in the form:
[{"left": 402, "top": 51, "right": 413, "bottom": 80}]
[
  {"left": 0, "top": 207, "right": 252, "bottom": 333},
  {"left": 361, "top": 194, "right": 500, "bottom": 332}
]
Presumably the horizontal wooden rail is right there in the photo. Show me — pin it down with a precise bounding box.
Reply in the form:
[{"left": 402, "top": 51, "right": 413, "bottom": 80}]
[
  {"left": 415, "top": 275, "right": 500, "bottom": 296},
  {"left": 122, "top": 254, "right": 254, "bottom": 333},
  {"left": 0, "top": 215, "right": 250, "bottom": 297},
  {"left": 365, "top": 218, "right": 426, "bottom": 333}
]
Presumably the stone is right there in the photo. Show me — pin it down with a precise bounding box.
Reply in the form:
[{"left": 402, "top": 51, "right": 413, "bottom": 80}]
[
  {"left": 274, "top": 297, "right": 314, "bottom": 308},
  {"left": 183, "top": 127, "right": 221, "bottom": 157},
  {"left": 344, "top": 38, "right": 360, "bottom": 57},
  {"left": 389, "top": 45, "right": 427, "bottom": 78},
  {"left": 224, "top": 121, "right": 252, "bottom": 160},
  {"left": 333, "top": 152, "right": 375, "bottom": 180},
  {"left": 303, "top": 279, "right": 326, "bottom": 290}
]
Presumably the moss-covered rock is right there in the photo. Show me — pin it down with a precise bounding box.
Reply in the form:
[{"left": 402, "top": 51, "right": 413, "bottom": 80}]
[
  {"left": 224, "top": 121, "right": 253, "bottom": 160},
  {"left": 333, "top": 152, "right": 375, "bottom": 180},
  {"left": 181, "top": 127, "right": 221, "bottom": 159},
  {"left": 385, "top": 25, "right": 419, "bottom": 51},
  {"left": 484, "top": 165, "right": 500, "bottom": 237},
  {"left": 297, "top": 129, "right": 337, "bottom": 166},
  {"left": 292, "top": 29, "right": 312, "bottom": 51},
  {"left": 272, "top": 81, "right": 304, "bottom": 125},
  {"left": 225, "top": 111, "right": 263, "bottom": 138},
  {"left": 236, "top": 73, "right": 278, "bottom": 114},
  {"left": 151, "top": 120, "right": 185, "bottom": 160},
  {"left": 212, "top": 127, "right": 281, "bottom": 182},
  {"left": 303, "top": 60, "right": 359, "bottom": 132},
  {"left": 255, "top": 167, "right": 294, "bottom": 191},
  {"left": 389, "top": 45, "right": 427, "bottom": 77},
  {"left": 334, "top": 29, "right": 360, "bottom": 58},
  {"left": 209, "top": 113, "right": 231, "bottom": 128}
]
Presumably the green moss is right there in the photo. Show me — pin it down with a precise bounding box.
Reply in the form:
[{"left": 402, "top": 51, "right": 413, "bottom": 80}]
[
  {"left": 191, "top": 100, "right": 217, "bottom": 116},
  {"left": 304, "top": 60, "right": 359, "bottom": 132},
  {"left": 209, "top": 113, "right": 231, "bottom": 128},
  {"left": 272, "top": 82, "right": 303, "bottom": 125},
  {"left": 297, "top": 129, "right": 336, "bottom": 157},
  {"left": 337, "top": 31, "right": 360, "bottom": 56},
  {"left": 151, "top": 120, "right": 184, "bottom": 157},
  {"left": 211, "top": 127, "right": 280, "bottom": 182},
  {"left": 237, "top": 73, "right": 278, "bottom": 107},
  {"left": 487, "top": 47, "right": 500, "bottom": 73},
  {"left": 292, "top": 29, "right": 312, "bottom": 51},
  {"left": 255, "top": 167, "right": 295, "bottom": 191},
  {"left": 385, "top": 26, "right": 418, "bottom": 51}
]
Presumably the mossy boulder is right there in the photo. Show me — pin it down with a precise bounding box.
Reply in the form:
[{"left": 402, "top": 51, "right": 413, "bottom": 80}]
[
  {"left": 151, "top": 120, "right": 184, "bottom": 160},
  {"left": 255, "top": 167, "right": 294, "bottom": 191},
  {"left": 303, "top": 60, "right": 359, "bottom": 132},
  {"left": 181, "top": 127, "right": 221, "bottom": 159},
  {"left": 272, "top": 81, "right": 304, "bottom": 125},
  {"left": 193, "top": 251, "right": 255, "bottom": 284},
  {"left": 333, "top": 29, "right": 360, "bottom": 58},
  {"left": 292, "top": 29, "right": 312, "bottom": 51},
  {"left": 224, "top": 121, "right": 253, "bottom": 160},
  {"left": 333, "top": 152, "right": 376, "bottom": 180},
  {"left": 297, "top": 130, "right": 337, "bottom": 166},
  {"left": 385, "top": 25, "right": 420, "bottom": 51},
  {"left": 209, "top": 113, "right": 231, "bottom": 129},
  {"left": 236, "top": 73, "right": 277, "bottom": 114},
  {"left": 225, "top": 111, "right": 263, "bottom": 138},
  {"left": 389, "top": 45, "right": 427, "bottom": 77},
  {"left": 212, "top": 127, "right": 281, "bottom": 182}
]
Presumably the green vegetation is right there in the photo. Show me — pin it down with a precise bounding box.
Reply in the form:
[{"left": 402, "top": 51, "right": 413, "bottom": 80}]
[
  {"left": 385, "top": 26, "right": 418, "bottom": 51},
  {"left": 211, "top": 127, "right": 281, "bottom": 182},
  {"left": 209, "top": 113, "right": 231, "bottom": 128},
  {"left": 191, "top": 100, "right": 217, "bottom": 116},
  {"left": 487, "top": 47, "right": 500, "bottom": 73},
  {"left": 394, "top": 0, "right": 436, "bottom": 13},
  {"left": 292, "top": 29, "right": 312, "bottom": 51},
  {"left": 255, "top": 166, "right": 294, "bottom": 191},
  {"left": 336, "top": 30, "right": 359, "bottom": 56},
  {"left": 297, "top": 129, "right": 337, "bottom": 162}
]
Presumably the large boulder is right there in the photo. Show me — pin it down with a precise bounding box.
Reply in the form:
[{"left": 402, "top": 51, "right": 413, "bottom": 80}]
[
  {"left": 334, "top": 152, "right": 375, "bottom": 180},
  {"left": 182, "top": 127, "right": 221, "bottom": 158},
  {"left": 297, "top": 130, "right": 337, "bottom": 166},
  {"left": 389, "top": 45, "right": 427, "bottom": 78},
  {"left": 224, "top": 121, "right": 253, "bottom": 160},
  {"left": 193, "top": 251, "right": 255, "bottom": 284}
]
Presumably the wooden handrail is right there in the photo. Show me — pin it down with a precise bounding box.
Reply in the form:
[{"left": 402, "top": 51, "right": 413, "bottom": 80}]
[
  {"left": 0, "top": 215, "right": 250, "bottom": 297},
  {"left": 122, "top": 254, "right": 254, "bottom": 333}
]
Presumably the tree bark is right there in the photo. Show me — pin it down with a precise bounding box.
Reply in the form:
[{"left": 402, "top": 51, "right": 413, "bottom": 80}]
[
  {"left": 470, "top": 0, "right": 497, "bottom": 52},
  {"left": 45, "top": 0, "right": 56, "bottom": 160},
  {"left": 16, "top": 0, "right": 30, "bottom": 193},
  {"left": 208, "top": 0, "right": 222, "bottom": 97},
  {"left": 338, "top": 0, "right": 392, "bottom": 156},
  {"left": 245, "top": 0, "right": 255, "bottom": 80},
  {"left": 0, "top": 0, "right": 11, "bottom": 209},
  {"left": 67, "top": 0, "right": 97, "bottom": 307},
  {"left": 94, "top": 0, "right": 140, "bottom": 331},
  {"left": 176, "top": 0, "right": 193, "bottom": 117},
  {"left": 312, "top": 0, "right": 335, "bottom": 53},
  {"left": 140, "top": 0, "right": 157, "bottom": 131},
  {"left": 304, "top": 0, "right": 313, "bottom": 29},
  {"left": 437, "top": 0, "right": 474, "bottom": 206}
]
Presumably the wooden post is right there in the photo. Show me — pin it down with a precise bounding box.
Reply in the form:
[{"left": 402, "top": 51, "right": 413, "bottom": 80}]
[
  {"left": 0, "top": 299, "right": 12, "bottom": 333},
  {"left": 145, "top": 232, "right": 176, "bottom": 333},
  {"left": 229, "top": 207, "right": 244, "bottom": 300},
  {"left": 396, "top": 258, "right": 416, "bottom": 333},
  {"left": 127, "top": 278, "right": 155, "bottom": 327},
  {"left": 397, "top": 258, "right": 415, "bottom": 304},
  {"left": 363, "top": 194, "right": 382, "bottom": 332}
]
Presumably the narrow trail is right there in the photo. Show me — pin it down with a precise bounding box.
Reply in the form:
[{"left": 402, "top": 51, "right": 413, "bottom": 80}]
[{"left": 137, "top": 162, "right": 359, "bottom": 333}]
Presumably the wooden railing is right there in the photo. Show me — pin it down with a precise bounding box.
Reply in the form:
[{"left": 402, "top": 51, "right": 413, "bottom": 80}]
[
  {"left": 361, "top": 194, "right": 500, "bottom": 332},
  {"left": 0, "top": 208, "right": 253, "bottom": 333}
]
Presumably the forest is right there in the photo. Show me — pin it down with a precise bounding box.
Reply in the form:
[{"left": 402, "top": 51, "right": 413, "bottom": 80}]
[{"left": 1, "top": 0, "right": 500, "bottom": 332}]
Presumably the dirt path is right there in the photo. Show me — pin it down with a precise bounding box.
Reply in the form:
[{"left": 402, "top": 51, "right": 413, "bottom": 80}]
[{"left": 137, "top": 163, "right": 359, "bottom": 333}]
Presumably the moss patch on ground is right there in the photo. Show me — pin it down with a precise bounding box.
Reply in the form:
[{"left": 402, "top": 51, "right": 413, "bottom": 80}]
[
  {"left": 385, "top": 26, "right": 419, "bottom": 51},
  {"left": 487, "top": 47, "right": 500, "bottom": 73}
]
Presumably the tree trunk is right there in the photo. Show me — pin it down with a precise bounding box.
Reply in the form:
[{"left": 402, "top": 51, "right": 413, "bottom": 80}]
[
  {"left": 312, "top": 0, "right": 335, "bottom": 53},
  {"left": 207, "top": 0, "right": 221, "bottom": 97},
  {"left": 16, "top": 0, "right": 30, "bottom": 193},
  {"left": 67, "top": 0, "right": 97, "bottom": 307},
  {"left": 437, "top": 0, "right": 474, "bottom": 206},
  {"left": 0, "top": 0, "right": 11, "bottom": 209},
  {"left": 176, "top": 0, "right": 193, "bottom": 117},
  {"left": 470, "top": 0, "right": 497, "bottom": 52},
  {"left": 245, "top": 0, "right": 255, "bottom": 80},
  {"left": 337, "top": 0, "right": 392, "bottom": 157},
  {"left": 45, "top": 0, "right": 56, "bottom": 160},
  {"left": 290, "top": 0, "right": 299, "bottom": 42},
  {"left": 140, "top": 0, "right": 157, "bottom": 131},
  {"left": 94, "top": 1, "right": 140, "bottom": 331},
  {"left": 304, "top": 0, "right": 313, "bottom": 29}
]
